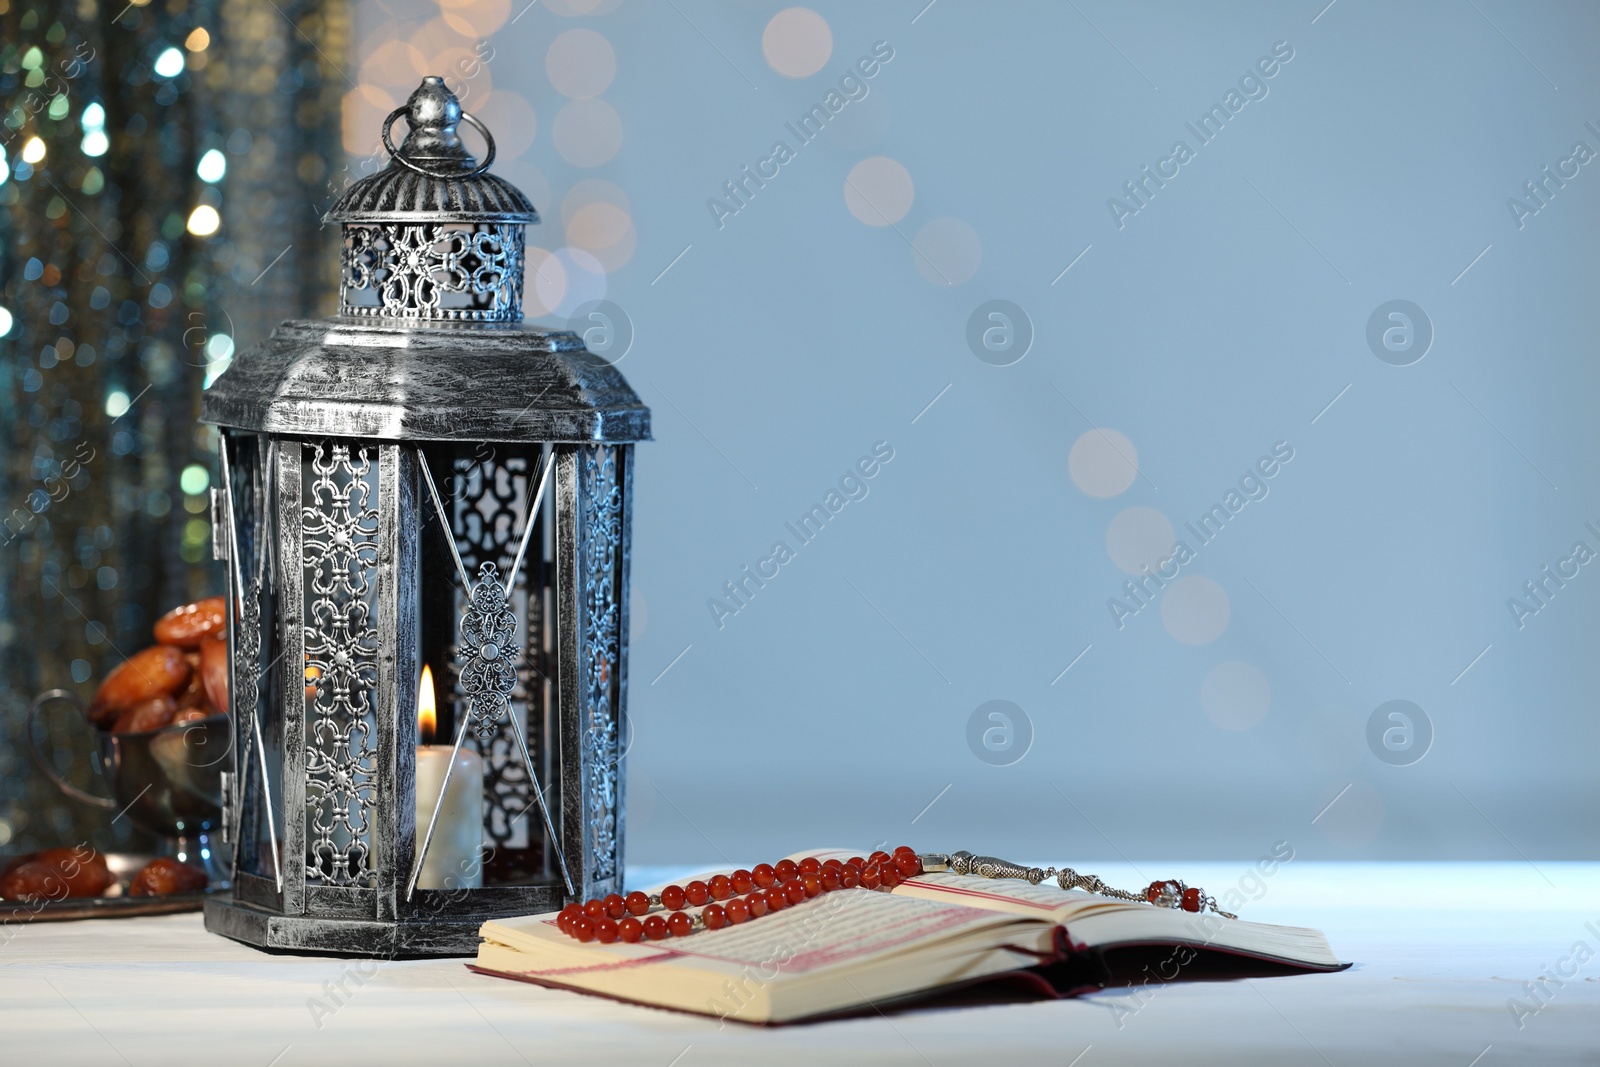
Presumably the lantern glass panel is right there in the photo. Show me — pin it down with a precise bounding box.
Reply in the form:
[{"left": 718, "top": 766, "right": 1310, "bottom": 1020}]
[
  {"left": 220, "top": 431, "right": 287, "bottom": 892},
  {"left": 419, "top": 442, "right": 561, "bottom": 887}
]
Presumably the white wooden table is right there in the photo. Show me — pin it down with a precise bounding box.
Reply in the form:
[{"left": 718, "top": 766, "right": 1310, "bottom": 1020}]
[{"left": 3, "top": 862, "right": 1597, "bottom": 1065}]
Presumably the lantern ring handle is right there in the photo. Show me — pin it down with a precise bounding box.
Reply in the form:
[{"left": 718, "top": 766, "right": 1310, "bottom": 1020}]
[{"left": 381, "top": 106, "right": 497, "bottom": 179}]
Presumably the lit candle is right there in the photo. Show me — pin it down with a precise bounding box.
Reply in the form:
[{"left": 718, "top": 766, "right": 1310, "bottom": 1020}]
[{"left": 414, "top": 665, "right": 484, "bottom": 890}]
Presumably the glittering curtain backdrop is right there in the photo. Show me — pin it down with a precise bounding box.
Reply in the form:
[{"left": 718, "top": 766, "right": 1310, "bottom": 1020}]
[{"left": 0, "top": 0, "right": 349, "bottom": 854}]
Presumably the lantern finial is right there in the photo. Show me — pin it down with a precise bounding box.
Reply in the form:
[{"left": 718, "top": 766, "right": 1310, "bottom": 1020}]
[{"left": 396, "top": 77, "right": 465, "bottom": 159}]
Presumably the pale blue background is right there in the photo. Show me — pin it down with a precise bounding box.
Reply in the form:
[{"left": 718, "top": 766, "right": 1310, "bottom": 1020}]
[{"left": 357, "top": 0, "right": 1600, "bottom": 863}]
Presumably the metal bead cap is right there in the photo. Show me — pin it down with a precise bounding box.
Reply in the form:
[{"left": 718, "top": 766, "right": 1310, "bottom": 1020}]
[{"left": 395, "top": 77, "right": 467, "bottom": 159}]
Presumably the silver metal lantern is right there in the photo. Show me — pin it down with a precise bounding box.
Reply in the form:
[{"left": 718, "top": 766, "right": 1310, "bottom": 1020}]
[{"left": 200, "top": 77, "right": 648, "bottom": 956}]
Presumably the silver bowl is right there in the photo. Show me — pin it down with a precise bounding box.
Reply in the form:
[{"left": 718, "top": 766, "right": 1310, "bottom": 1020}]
[{"left": 29, "top": 690, "right": 231, "bottom": 883}]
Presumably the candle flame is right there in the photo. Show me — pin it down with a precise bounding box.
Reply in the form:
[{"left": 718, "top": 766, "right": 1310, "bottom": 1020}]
[{"left": 419, "top": 664, "right": 437, "bottom": 745}]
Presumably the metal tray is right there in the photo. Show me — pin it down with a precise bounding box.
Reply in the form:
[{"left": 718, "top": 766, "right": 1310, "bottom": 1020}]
[{"left": 0, "top": 851, "right": 219, "bottom": 924}]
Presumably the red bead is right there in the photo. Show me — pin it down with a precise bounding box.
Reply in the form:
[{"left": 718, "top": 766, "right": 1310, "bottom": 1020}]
[
  {"left": 625, "top": 891, "right": 651, "bottom": 916},
  {"left": 801, "top": 875, "right": 822, "bottom": 898},
  {"left": 661, "top": 884, "right": 687, "bottom": 911},
  {"left": 840, "top": 867, "right": 861, "bottom": 889},
  {"left": 667, "top": 911, "right": 693, "bottom": 937},
  {"left": 859, "top": 866, "right": 882, "bottom": 890},
  {"left": 797, "top": 857, "right": 822, "bottom": 876},
  {"left": 895, "top": 853, "right": 922, "bottom": 878},
  {"left": 764, "top": 887, "right": 787, "bottom": 912},
  {"left": 643, "top": 915, "right": 669, "bottom": 940},
  {"left": 773, "top": 859, "right": 799, "bottom": 882},
  {"left": 752, "top": 864, "right": 777, "bottom": 888},
  {"left": 708, "top": 875, "right": 734, "bottom": 901},
  {"left": 594, "top": 918, "right": 619, "bottom": 943},
  {"left": 879, "top": 865, "right": 902, "bottom": 889},
  {"left": 1181, "top": 888, "right": 1202, "bottom": 913},
  {"left": 819, "top": 867, "right": 841, "bottom": 892},
  {"left": 685, "top": 880, "right": 710, "bottom": 907},
  {"left": 783, "top": 880, "right": 807, "bottom": 905},
  {"left": 725, "top": 898, "right": 750, "bottom": 924},
  {"left": 618, "top": 917, "right": 643, "bottom": 942},
  {"left": 602, "top": 893, "right": 626, "bottom": 920},
  {"left": 893, "top": 845, "right": 916, "bottom": 858},
  {"left": 822, "top": 858, "right": 843, "bottom": 872},
  {"left": 867, "top": 851, "right": 890, "bottom": 867},
  {"left": 846, "top": 856, "right": 867, "bottom": 870},
  {"left": 731, "top": 869, "right": 755, "bottom": 895},
  {"left": 558, "top": 903, "right": 582, "bottom": 927},
  {"left": 745, "top": 892, "right": 769, "bottom": 918},
  {"left": 583, "top": 899, "right": 606, "bottom": 919},
  {"left": 572, "top": 917, "right": 596, "bottom": 942},
  {"left": 702, "top": 904, "right": 728, "bottom": 930}
]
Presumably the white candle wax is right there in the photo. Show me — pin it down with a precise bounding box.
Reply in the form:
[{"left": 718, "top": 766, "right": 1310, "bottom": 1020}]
[{"left": 414, "top": 745, "right": 484, "bottom": 890}]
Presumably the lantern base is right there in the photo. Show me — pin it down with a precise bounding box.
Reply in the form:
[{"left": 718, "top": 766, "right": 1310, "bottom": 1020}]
[{"left": 204, "top": 896, "right": 491, "bottom": 958}]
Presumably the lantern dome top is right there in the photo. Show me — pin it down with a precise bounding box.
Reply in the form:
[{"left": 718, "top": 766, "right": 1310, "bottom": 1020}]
[{"left": 325, "top": 77, "right": 537, "bottom": 226}]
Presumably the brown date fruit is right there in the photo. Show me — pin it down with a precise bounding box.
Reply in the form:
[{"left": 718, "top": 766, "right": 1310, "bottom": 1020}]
[
  {"left": 112, "top": 695, "right": 177, "bottom": 734},
  {"left": 198, "top": 637, "right": 229, "bottom": 714},
  {"left": 0, "top": 847, "right": 111, "bottom": 901},
  {"left": 128, "top": 857, "right": 208, "bottom": 897},
  {"left": 174, "top": 665, "right": 207, "bottom": 711},
  {"left": 87, "top": 645, "right": 190, "bottom": 727},
  {"left": 153, "top": 595, "right": 227, "bottom": 648}
]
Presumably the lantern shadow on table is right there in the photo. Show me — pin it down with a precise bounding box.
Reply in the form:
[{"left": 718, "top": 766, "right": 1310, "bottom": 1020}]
[{"left": 199, "top": 77, "right": 649, "bottom": 957}]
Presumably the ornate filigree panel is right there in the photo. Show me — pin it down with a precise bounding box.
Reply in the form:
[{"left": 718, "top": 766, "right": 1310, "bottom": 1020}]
[
  {"left": 450, "top": 455, "right": 546, "bottom": 853},
  {"left": 340, "top": 223, "right": 524, "bottom": 321},
  {"left": 302, "top": 443, "right": 381, "bottom": 886},
  {"left": 458, "top": 561, "right": 518, "bottom": 741},
  {"left": 578, "top": 446, "right": 624, "bottom": 881}
]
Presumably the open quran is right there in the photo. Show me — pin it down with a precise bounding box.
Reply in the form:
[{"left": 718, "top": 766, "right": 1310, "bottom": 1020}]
[{"left": 471, "top": 849, "right": 1346, "bottom": 1024}]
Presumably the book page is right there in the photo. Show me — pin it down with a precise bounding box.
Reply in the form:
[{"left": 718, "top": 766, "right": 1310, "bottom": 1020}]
[
  {"left": 796, "top": 850, "right": 1341, "bottom": 967},
  {"left": 484, "top": 885, "right": 1026, "bottom": 977},
  {"left": 894, "top": 869, "right": 1133, "bottom": 919},
  {"left": 798, "top": 849, "right": 1133, "bottom": 922}
]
